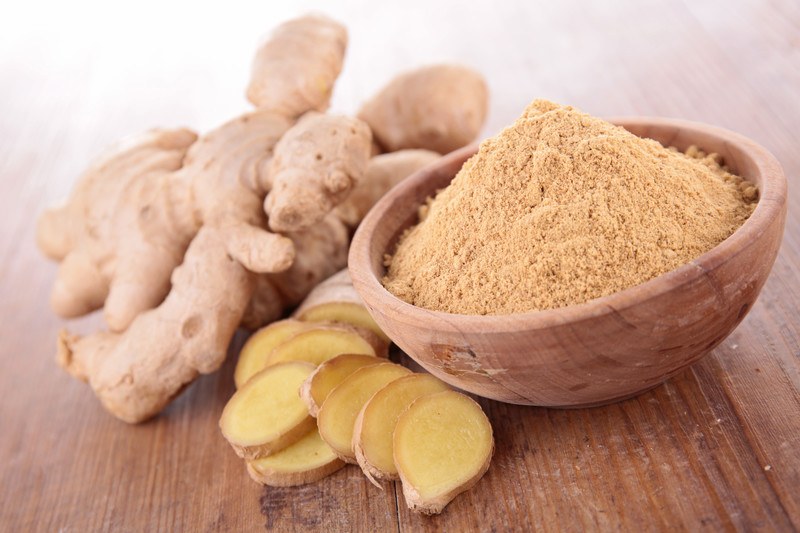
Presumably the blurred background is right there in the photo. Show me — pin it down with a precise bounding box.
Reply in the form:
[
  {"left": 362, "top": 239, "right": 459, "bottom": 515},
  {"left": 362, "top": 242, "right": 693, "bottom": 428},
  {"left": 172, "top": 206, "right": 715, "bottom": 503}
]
[{"left": 2, "top": 0, "right": 797, "bottom": 196}]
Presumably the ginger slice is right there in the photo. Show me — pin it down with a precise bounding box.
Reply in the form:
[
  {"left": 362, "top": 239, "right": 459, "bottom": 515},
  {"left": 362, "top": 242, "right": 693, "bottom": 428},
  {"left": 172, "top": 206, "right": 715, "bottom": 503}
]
[
  {"left": 246, "top": 428, "right": 345, "bottom": 487},
  {"left": 234, "top": 319, "right": 310, "bottom": 388},
  {"left": 393, "top": 390, "right": 494, "bottom": 515},
  {"left": 353, "top": 374, "right": 450, "bottom": 485},
  {"left": 293, "top": 269, "right": 389, "bottom": 343},
  {"left": 298, "top": 303, "right": 388, "bottom": 343},
  {"left": 219, "top": 361, "right": 315, "bottom": 459},
  {"left": 300, "top": 353, "right": 383, "bottom": 417},
  {"left": 264, "top": 325, "right": 382, "bottom": 367},
  {"left": 317, "top": 363, "right": 412, "bottom": 462}
]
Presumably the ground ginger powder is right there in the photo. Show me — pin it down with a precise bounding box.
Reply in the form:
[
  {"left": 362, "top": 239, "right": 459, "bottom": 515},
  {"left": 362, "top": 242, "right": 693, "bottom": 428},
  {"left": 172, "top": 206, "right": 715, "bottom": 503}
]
[{"left": 383, "top": 99, "right": 757, "bottom": 315}]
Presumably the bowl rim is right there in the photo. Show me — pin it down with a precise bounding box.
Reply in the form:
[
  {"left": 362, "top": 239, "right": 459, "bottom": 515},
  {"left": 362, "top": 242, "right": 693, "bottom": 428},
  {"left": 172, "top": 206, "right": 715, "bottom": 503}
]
[{"left": 349, "top": 116, "right": 787, "bottom": 333}]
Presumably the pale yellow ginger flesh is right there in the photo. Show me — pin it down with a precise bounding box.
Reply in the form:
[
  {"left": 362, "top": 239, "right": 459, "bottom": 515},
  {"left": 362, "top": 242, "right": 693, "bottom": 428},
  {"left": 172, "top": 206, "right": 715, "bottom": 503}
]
[
  {"left": 247, "top": 14, "right": 347, "bottom": 118},
  {"left": 246, "top": 428, "right": 344, "bottom": 487},
  {"left": 333, "top": 149, "right": 440, "bottom": 228},
  {"left": 300, "top": 353, "right": 383, "bottom": 417},
  {"left": 353, "top": 374, "right": 450, "bottom": 484},
  {"left": 357, "top": 64, "right": 488, "bottom": 154},
  {"left": 394, "top": 391, "right": 494, "bottom": 515},
  {"left": 293, "top": 269, "right": 389, "bottom": 342},
  {"left": 299, "top": 304, "right": 387, "bottom": 342},
  {"left": 234, "top": 319, "right": 309, "bottom": 388},
  {"left": 317, "top": 363, "right": 412, "bottom": 462},
  {"left": 219, "top": 361, "right": 315, "bottom": 459},
  {"left": 264, "top": 325, "right": 382, "bottom": 367}
]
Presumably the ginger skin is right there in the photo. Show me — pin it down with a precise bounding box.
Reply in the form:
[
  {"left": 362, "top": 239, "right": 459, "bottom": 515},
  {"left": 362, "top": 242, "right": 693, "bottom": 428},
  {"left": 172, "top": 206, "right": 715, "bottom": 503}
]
[
  {"left": 358, "top": 64, "right": 488, "bottom": 154},
  {"left": 58, "top": 213, "right": 347, "bottom": 423},
  {"left": 37, "top": 129, "right": 199, "bottom": 331},
  {"left": 265, "top": 112, "right": 372, "bottom": 232},
  {"left": 42, "top": 15, "right": 363, "bottom": 423},
  {"left": 247, "top": 15, "right": 347, "bottom": 118},
  {"left": 334, "top": 150, "right": 440, "bottom": 228}
]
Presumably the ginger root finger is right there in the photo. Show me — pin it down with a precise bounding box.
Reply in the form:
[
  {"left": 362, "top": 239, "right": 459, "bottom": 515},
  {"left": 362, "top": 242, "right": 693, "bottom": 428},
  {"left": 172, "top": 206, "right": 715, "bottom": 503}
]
[
  {"left": 394, "top": 391, "right": 494, "bottom": 515},
  {"left": 37, "top": 128, "right": 198, "bottom": 326},
  {"left": 50, "top": 251, "right": 109, "bottom": 318},
  {"left": 104, "top": 110, "right": 293, "bottom": 331},
  {"left": 299, "top": 353, "right": 382, "bottom": 418},
  {"left": 58, "top": 226, "right": 257, "bottom": 423},
  {"left": 246, "top": 429, "right": 345, "bottom": 487},
  {"left": 60, "top": 212, "right": 349, "bottom": 423},
  {"left": 36, "top": 205, "right": 73, "bottom": 261},
  {"left": 317, "top": 363, "right": 412, "bottom": 463},
  {"left": 220, "top": 361, "right": 316, "bottom": 459},
  {"left": 334, "top": 150, "right": 441, "bottom": 228},
  {"left": 241, "top": 211, "right": 351, "bottom": 331},
  {"left": 358, "top": 65, "right": 488, "bottom": 154},
  {"left": 293, "top": 269, "right": 389, "bottom": 343},
  {"left": 247, "top": 14, "right": 347, "bottom": 118},
  {"left": 264, "top": 112, "right": 372, "bottom": 232},
  {"left": 224, "top": 223, "right": 295, "bottom": 274}
]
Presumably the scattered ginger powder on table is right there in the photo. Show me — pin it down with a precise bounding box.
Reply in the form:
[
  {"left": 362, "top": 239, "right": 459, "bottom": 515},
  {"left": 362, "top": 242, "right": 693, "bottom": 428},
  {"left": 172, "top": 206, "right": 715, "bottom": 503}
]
[{"left": 383, "top": 100, "right": 758, "bottom": 315}]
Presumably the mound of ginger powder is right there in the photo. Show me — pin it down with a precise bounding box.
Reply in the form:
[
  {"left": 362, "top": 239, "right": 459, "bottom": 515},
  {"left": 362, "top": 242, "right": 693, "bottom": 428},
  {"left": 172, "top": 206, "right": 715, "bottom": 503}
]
[{"left": 382, "top": 100, "right": 758, "bottom": 315}]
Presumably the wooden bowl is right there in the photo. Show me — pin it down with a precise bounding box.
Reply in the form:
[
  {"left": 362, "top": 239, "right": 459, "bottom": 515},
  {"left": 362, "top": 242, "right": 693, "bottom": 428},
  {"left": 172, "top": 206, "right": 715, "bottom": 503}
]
[{"left": 349, "top": 118, "right": 787, "bottom": 407}]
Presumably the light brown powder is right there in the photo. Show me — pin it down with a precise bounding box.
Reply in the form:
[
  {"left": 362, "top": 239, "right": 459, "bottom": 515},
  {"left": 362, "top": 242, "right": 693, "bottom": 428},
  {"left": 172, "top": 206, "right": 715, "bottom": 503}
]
[{"left": 383, "top": 99, "right": 757, "bottom": 315}]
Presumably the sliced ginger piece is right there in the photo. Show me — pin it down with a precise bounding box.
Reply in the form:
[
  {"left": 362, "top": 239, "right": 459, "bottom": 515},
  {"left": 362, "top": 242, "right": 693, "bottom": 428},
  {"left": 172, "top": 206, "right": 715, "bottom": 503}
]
[
  {"left": 353, "top": 374, "right": 450, "bottom": 485},
  {"left": 246, "top": 428, "right": 345, "bottom": 487},
  {"left": 299, "top": 303, "right": 389, "bottom": 344},
  {"left": 300, "top": 353, "right": 383, "bottom": 417},
  {"left": 265, "top": 324, "right": 383, "bottom": 367},
  {"left": 317, "top": 363, "right": 412, "bottom": 462},
  {"left": 394, "top": 390, "right": 494, "bottom": 515},
  {"left": 294, "top": 270, "right": 389, "bottom": 343},
  {"left": 234, "top": 319, "right": 309, "bottom": 388},
  {"left": 220, "top": 361, "right": 315, "bottom": 459}
]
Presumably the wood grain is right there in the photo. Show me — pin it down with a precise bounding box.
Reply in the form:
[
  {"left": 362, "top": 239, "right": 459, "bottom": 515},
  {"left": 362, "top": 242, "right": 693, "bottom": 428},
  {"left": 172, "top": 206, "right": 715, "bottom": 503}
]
[{"left": 1, "top": 1, "right": 798, "bottom": 531}]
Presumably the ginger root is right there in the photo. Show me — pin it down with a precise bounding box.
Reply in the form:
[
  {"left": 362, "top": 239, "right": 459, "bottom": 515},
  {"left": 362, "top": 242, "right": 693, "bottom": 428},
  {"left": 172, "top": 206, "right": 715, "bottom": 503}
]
[
  {"left": 53, "top": 109, "right": 356, "bottom": 423},
  {"left": 220, "top": 361, "right": 316, "bottom": 459},
  {"left": 394, "top": 391, "right": 494, "bottom": 515},
  {"left": 36, "top": 128, "right": 199, "bottom": 331},
  {"left": 317, "top": 363, "right": 411, "bottom": 462},
  {"left": 247, "top": 15, "right": 347, "bottom": 118},
  {"left": 265, "top": 112, "right": 371, "bottom": 232},
  {"left": 358, "top": 64, "right": 488, "bottom": 154},
  {"left": 334, "top": 150, "right": 440, "bottom": 228},
  {"left": 246, "top": 428, "right": 344, "bottom": 487},
  {"left": 300, "top": 353, "right": 382, "bottom": 417},
  {"left": 352, "top": 374, "right": 449, "bottom": 485},
  {"left": 42, "top": 13, "right": 375, "bottom": 422}
]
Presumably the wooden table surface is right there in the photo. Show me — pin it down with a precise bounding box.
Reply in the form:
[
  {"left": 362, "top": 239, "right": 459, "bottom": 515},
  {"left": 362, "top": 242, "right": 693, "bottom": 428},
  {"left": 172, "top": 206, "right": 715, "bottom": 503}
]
[{"left": 1, "top": 1, "right": 798, "bottom": 531}]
